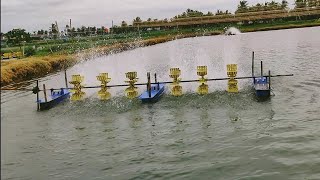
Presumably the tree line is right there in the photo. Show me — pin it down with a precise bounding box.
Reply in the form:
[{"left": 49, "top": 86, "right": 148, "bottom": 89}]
[
  {"left": 236, "top": 0, "right": 289, "bottom": 13},
  {"left": 119, "top": 0, "right": 319, "bottom": 27},
  {"left": 236, "top": 0, "right": 320, "bottom": 13},
  {"left": 1, "top": 25, "right": 109, "bottom": 46},
  {"left": 35, "top": 24, "right": 108, "bottom": 37}
]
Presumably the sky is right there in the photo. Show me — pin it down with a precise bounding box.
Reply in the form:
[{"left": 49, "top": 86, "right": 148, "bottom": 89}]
[{"left": 1, "top": 0, "right": 294, "bottom": 33}]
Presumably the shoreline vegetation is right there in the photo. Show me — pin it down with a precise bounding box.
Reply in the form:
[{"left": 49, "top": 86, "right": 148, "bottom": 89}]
[{"left": 1, "top": 1, "right": 320, "bottom": 87}]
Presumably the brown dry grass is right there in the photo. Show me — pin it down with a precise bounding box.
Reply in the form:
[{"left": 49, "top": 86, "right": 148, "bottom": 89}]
[{"left": 1, "top": 55, "right": 76, "bottom": 86}]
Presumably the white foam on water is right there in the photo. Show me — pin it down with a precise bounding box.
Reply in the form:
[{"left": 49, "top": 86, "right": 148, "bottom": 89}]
[{"left": 225, "top": 27, "right": 242, "bottom": 35}]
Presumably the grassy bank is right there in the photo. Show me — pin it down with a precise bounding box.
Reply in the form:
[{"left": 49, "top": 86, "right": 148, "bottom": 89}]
[
  {"left": 1, "top": 20, "right": 319, "bottom": 87},
  {"left": 240, "top": 19, "right": 320, "bottom": 32},
  {"left": 1, "top": 55, "right": 77, "bottom": 86}
]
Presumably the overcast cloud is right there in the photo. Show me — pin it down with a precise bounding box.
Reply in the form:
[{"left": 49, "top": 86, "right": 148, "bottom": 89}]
[{"left": 1, "top": 0, "right": 294, "bottom": 33}]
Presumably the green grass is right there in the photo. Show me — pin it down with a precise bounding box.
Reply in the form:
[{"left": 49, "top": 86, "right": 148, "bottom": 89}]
[{"left": 239, "top": 19, "right": 320, "bottom": 32}]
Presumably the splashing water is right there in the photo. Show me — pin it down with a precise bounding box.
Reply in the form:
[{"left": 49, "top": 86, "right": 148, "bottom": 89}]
[{"left": 224, "top": 27, "right": 241, "bottom": 35}]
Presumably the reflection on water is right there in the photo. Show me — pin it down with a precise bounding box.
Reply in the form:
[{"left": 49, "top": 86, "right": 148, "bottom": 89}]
[{"left": 1, "top": 27, "right": 320, "bottom": 180}]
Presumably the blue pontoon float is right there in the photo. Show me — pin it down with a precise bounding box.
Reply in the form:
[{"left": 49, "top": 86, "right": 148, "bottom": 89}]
[
  {"left": 252, "top": 52, "right": 271, "bottom": 100},
  {"left": 34, "top": 70, "right": 70, "bottom": 111},
  {"left": 254, "top": 76, "right": 270, "bottom": 98},
  {"left": 139, "top": 84, "right": 165, "bottom": 103},
  {"left": 38, "top": 88, "right": 70, "bottom": 110},
  {"left": 139, "top": 73, "right": 165, "bottom": 103}
]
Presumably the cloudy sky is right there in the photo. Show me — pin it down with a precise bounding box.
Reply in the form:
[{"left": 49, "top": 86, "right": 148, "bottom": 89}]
[{"left": 1, "top": 0, "right": 294, "bottom": 33}]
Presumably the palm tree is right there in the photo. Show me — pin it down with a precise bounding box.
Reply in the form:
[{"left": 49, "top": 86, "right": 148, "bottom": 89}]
[
  {"left": 281, "top": 0, "right": 289, "bottom": 9},
  {"left": 269, "top": 1, "right": 280, "bottom": 10},
  {"left": 308, "top": 0, "right": 317, "bottom": 7},
  {"left": 236, "top": 0, "right": 248, "bottom": 13},
  {"left": 216, "top": 9, "right": 225, "bottom": 15},
  {"left": 255, "top": 3, "right": 263, "bottom": 11},
  {"left": 133, "top": 17, "right": 142, "bottom": 23},
  {"left": 186, "top": 9, "right": 194, "bottom": 15},
  {"left": 80, "top": 26, "right": 86, "bottom": 36},
  {"left": 37, "top": 29, "right": 44, "bottom": 35},
  {"left": 121, "top": 21, "right": 127, "bottom": 27},
  {"left": 51, "top": 24, "right": 58, "bottom": 34},
  {"left": 264, "top": 2, "right": 270, "bottom": 10},
  {"left": 248, "top": 6, "right": 256, "bottom": 12},
  {"left": 295, "top": 0, "right": 307, "bottom": 8},
  {"left": 239, "top": 0, "right": 248, "bottom": 9},
  {"left": 207, "top": 11, "right": 213, "bottom": 16}
]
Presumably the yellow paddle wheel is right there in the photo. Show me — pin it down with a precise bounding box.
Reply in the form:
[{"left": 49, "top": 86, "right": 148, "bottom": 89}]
[
  {"left": 227, "top": 64, "right": 238, "bottom": 93},
  {"left": 69, "top": 74, "right": 85, "bottom": 101},
  {"left": 197, "top": 66, "right": 208, "bottom": 95},
  {"left": 125, "top": 72, "right": 139, "bottom": 99},
  {"left": 169, "top": 68, "right": 182, "bottom": 96},
  {"left": 97, "top": 73, "right": 111, "bottom": 100}
]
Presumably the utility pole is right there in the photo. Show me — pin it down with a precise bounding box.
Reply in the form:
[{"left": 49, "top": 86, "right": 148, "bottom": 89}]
[
  {"left": 22, "top": 41, "right": 25, "bottom": 57},
  {"left": 111, "top": 20, "right": 114, "bottom": 34},
  {"left": 55, "top": 21, "right": 60, "bottom": 38}
]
